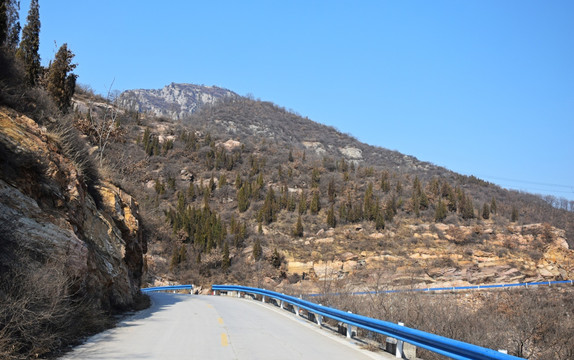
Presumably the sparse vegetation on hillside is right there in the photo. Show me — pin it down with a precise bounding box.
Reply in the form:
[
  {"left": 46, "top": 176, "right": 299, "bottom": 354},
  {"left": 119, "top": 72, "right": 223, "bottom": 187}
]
[{"left": 76, "top": 88, "right": 572, "bottom": 296}]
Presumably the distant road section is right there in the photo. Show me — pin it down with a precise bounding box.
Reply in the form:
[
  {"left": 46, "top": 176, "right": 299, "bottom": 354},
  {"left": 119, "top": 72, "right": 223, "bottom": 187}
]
[{"left": 61, "top": 293, "right": 383, "bottom": 360}]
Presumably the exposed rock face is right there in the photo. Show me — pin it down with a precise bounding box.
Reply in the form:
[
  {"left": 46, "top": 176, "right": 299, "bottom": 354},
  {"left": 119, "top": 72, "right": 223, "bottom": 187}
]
[
  {"left": 283, "top": 222, "right": 573, "bottom": 289},
  {"left": 0, "top": 107, "right": 145, "bottom": 310},
  {"left": 339, "top": 146, "right": 362, "bottom": 160},
  {"left": 118, "top": 83, "right": 237, "bottom": 120}
]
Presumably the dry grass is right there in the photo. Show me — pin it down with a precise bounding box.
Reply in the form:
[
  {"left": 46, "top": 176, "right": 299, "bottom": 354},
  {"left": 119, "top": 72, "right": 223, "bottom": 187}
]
[{"left": 313, "top": 283, "right": 574, "bottom": 360}]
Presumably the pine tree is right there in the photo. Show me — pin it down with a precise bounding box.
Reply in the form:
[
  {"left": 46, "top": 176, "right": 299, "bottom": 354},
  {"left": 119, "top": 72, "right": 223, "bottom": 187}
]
[
  {"left": 380, "top": 171, "right": 391, "bottom": 193},
  {"left": 311, "top": 167, "right": 320, "bottom": 188},
  {"left": 326, "top": 204, "right": 336, "bottom": 228},
  {"left": 482, "top": 203, "right": 490, "bottom": 220},
  {"left": 234, "top": 172, "right": 242, "bottom": 190},
  {"left": 327, "top": 177, "right": 336, "bottom": 203},
  {"left": 375, "top": 206, "right": 385, "bottom": 230},
  {"left": 461, "top": 193, "right": 475, "bottom": 220},
  {"left": 271, "top": 248, "right": 281, "bottom": 268},
  {"left": 0, "top": 0, "right": 7, "bottom": 45},
  {"left": 0, "top": 0, "right": 19, "bottom": 48},
  {"left": 434, "top": 199, "right": 447, "bottom": 222},
  {"left": 293, "top": 215, "right": 304, "bottom": 237},
  {"left": 222, "top": 241, "right": 230, "bottom": 271},
  {"left": 310, "top": 190, "right": 321, "bottom": 215},
  {"left": 5, "top": 0, "right": 20, "bottom": 49},
  {"left": 218, "top": 173, "right": 227, "bottom": 188},
  {"left": 363, "top": 182, "right": 375, "bottom": 220},
  {"left": 45, "top": 43, "right": 77, "bottom": 112},
  {"left": 410, "top": 176, "right": 428, "bottom": 216},
  {"left": 17, "top": 0, "right": 40, "bottom": 85},
  {"left": 142, "top": 128, "right": 151, "bottom": 149},
  {"left": 252, "top": 237, "right": 262, "bottom": 260},
  {"left": 385, "top": 194, "right": 397, "bottom": 222},
  {"left": 298, "top": 191, "right": 307, "bottom": 215},
  {"left": 260, "top": 187, "right": 277, "bottom": 224},
  {"left": 490, "top": 197, "right": 497, "bottom": 215},
  {"left": 286, "top": 193, "right": 296, "bottom": 212},
  {"left": 237, "top": 184, "right": 249, "bottom": 212},
  {"left": 396, "top": 180, "right": 402, "bottom": 195}
]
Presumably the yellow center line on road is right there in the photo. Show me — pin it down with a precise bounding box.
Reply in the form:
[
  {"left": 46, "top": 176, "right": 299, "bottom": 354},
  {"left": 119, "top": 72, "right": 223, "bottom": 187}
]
[
  {"left": 218, "top": 317, "right": 224, "bottom": 325},
  {"left": 221, "top": 333, "right": 229, "bottom": 347}
]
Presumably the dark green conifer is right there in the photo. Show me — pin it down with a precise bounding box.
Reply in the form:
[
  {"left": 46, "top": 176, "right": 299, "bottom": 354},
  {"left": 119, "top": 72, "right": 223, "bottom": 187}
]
[
  {"left": 298, "top": 191, "right": 307, "bottom": 215},
  {"left": 17, "top": 0, "right": 40, "bottom": 85},
  {"left": 380, "top": 171, "right": 390, "bottom": 193},
  {"left": 434, "top": 199, "right": 447, "bottom": 222},
  {"left": 311, "top": 167, "right": 320, "bottom": 188},
  {"left": 327, "top": 177, "right": 336, "bottom": 203},
  {"left": 310, "top": 190, "right": 321, "bottom": 215},
  {"left": 482, "top": 203, "right": 490, "bottom": 220},
  {"left": 293, "top": 215, "right": 304, "bottom": 237},
  {"left": 5, "top": 0, "right": 20, "bottom": 49},
  {"left": 375, "top": 205, "right": 385, "bottom": 230},
  {"left": 222, "top": 241, "right": 230, "bottom": 271},
  {"left": 0, "top": 0, "right": 7, "bottom": 45},
  {"left": 363, "top": 182, "right": 375, "bottom": 220},
  {"left": 327, "top": 204, "right": 336, "bottom": 228},
  {"left": 237, "top": 184, "right": 249, "bottom": 212},
  {"left": 252, "top": 238, "right": 262, "bottom": 260},
  {"left": 271, "top": 248, "right": 281, "bottom": 268}
]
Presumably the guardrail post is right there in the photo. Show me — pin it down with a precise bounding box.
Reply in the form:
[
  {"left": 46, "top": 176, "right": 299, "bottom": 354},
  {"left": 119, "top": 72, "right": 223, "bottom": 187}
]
[
  {"left": 262, "top": 295, "right": 266, "bottom": 303},
  {"left": 294, "top": 305, "right": 300, "bottom": 316},
  {"left": 347, "top": 311, "right": 353, "bottom": 338},
  {"left": 396, "top": 322, "right": 404, "bottom": 358},
  {"left": 316, "top": 304, "right": 323, "bottom": 326},
  {"left": 280, "top": 300, "right": 284, "bottom": 309}
]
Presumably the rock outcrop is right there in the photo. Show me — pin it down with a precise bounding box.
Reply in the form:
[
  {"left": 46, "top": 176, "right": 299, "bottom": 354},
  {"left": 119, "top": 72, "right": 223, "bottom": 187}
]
[
  {"left": 0, "top": 107, "right": 146, "bottom": 310},
  {"left": 282, "top": 221, "right": 573, "bottom": 291},
  {"left": 118, "top": 83, "right": 237, "bottom": 120}
]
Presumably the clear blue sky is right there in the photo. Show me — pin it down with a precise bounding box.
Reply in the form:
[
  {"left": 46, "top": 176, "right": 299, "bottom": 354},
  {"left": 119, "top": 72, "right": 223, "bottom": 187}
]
[{"left": 22, "top": 1, "right": 574, "bottom": 201}]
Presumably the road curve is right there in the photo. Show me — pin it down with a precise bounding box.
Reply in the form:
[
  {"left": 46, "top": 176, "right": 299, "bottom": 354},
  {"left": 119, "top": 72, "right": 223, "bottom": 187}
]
[{"left": 61, "top": 292, "right": 387, "bottom": 360}]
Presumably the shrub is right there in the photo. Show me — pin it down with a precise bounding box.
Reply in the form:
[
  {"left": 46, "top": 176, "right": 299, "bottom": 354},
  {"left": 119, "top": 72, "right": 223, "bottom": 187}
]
[
  {"left": 0, "top": 257, "right": 113, "bottom": 359},
  {"left": 47, "top": 116, "right": 101, "bottom": 206}
]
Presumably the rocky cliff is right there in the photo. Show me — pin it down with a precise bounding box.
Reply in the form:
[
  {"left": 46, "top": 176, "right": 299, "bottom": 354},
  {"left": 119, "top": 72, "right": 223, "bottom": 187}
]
[
  {"left": 0, "top": 106, "right": 146, "bottom": 310},
  {"left": 118, "top": 83, "right": 237, "bottom": 120},
  {"left": 280, "top": 222, "right": 573, "bottom": 294}
]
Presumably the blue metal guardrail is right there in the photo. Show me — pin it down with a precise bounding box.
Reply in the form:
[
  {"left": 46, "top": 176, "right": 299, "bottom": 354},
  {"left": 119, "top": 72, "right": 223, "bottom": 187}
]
[
  {"left": 304, "top": 279, "right": 574, "bottom": 298},
  {"left": 141, "top": 284, "right": 193, "bottom": 293},
  {"left": 212, "top": 284, "right": 524, "bottom": 360}
]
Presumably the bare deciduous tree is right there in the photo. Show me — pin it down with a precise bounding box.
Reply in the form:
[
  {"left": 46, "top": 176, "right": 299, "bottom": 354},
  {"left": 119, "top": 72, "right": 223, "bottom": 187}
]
[{"left": 87, "top": 82, "right": 120, "bottom": 166}]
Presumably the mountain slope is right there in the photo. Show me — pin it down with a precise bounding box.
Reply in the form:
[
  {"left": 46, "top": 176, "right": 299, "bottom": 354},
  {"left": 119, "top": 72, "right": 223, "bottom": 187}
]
[
  {"left": 116, "top": 85, "right": 574, "bottom": 244},
  {"left": 101, "top": 84, "right": 574, "bottom": 294}
]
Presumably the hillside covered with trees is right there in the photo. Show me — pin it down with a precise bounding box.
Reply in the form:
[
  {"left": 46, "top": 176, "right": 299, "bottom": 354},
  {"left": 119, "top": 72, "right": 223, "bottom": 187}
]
[{"left": 81, "top": 87, "right": 574, "bottom": 292}]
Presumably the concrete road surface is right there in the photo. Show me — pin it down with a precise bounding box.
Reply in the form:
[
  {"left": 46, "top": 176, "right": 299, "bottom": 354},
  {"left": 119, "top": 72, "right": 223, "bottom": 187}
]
[{"left": 61, "top": 292, "right": 392, "bottom": 360}]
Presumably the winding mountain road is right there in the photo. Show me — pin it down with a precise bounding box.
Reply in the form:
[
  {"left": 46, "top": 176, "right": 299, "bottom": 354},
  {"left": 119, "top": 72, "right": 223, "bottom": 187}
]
[{"left": 61, "top": 292, "right": 388, "bottom": 360}]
